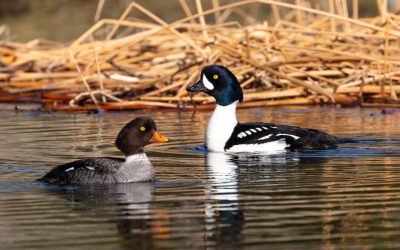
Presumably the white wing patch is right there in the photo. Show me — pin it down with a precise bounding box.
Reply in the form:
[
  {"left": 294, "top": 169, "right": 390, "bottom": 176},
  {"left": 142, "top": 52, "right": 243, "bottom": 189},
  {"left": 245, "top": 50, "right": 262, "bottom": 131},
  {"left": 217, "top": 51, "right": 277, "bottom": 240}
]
[
  {"left": 237, "top": 132, "right": 247, "bottom": 138},
  {"left": 203, "top": 74, "right": 214, "bottom": 90},
  {"left": 258, "top": 134, "right": 272, "bottom": 140},
  {"left": 241, "top": 127, "right": 265, "bottom": 137},
  {"left": 237, "top": 127, "right": 269, "bottom": 139},
  {"left": 276, "top": 133, "right": 300, "bottom": 140},
  {"left": 86, "top": 166, "right": 95, "bottom": 171},
  {"left": 65, "top": 167, "right": 74, "bottom": 172},
  {"left": 262, "top": 127, "right": 268, "bottom": 130}
]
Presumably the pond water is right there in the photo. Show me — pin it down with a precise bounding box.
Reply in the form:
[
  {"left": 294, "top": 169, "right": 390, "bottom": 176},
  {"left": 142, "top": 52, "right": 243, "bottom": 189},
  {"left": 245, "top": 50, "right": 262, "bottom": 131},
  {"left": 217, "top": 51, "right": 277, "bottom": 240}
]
[{"left": 1, "top": 106, "right": 400, "bottom": 249}]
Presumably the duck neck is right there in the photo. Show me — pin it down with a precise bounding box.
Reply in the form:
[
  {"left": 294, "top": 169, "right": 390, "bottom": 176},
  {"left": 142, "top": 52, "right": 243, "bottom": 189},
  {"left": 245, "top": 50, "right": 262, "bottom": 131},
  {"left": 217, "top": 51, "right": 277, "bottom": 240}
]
[
  {"left": 125, "top": 153, "right": 148, "bottom": 163},
  {"left": 205, "top": 101, "right": 238, "bottom": 152}
]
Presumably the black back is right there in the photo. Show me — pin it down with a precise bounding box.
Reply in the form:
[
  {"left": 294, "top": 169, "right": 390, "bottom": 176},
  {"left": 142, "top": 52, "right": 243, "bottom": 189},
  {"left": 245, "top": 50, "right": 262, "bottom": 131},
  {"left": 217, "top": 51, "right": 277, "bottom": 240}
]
[
  {"left": 225, "top": 123, "right": 340, "bottom": 151},
  {"left": 37, "top": 157, "right": 125, "bottom": 185}
]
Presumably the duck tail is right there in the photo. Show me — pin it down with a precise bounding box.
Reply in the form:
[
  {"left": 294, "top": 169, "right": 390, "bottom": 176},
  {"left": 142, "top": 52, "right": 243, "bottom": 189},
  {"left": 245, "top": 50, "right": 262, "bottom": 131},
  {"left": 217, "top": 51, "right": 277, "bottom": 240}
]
[{"left": 337, "top": 137, "right": 358, "bottom": 144}]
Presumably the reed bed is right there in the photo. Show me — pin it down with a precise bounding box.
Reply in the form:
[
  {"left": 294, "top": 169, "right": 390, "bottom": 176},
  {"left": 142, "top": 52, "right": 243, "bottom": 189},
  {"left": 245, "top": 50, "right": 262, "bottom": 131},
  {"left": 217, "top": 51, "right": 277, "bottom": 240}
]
[{"left": 1, "top": 0, "right": 400, "bottom": 111}]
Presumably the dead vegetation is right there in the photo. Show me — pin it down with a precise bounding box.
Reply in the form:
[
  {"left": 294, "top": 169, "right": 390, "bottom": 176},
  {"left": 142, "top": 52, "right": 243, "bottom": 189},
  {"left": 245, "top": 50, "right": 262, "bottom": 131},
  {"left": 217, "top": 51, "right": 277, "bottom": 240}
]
[{"left": 1, "top": 0, "right": 400, "bottom": 111}]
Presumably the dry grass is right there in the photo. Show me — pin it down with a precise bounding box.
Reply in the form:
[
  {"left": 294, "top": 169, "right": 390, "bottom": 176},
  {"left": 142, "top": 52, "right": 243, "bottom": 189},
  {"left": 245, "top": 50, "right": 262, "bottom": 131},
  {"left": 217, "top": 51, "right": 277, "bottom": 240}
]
[{"left": 1, "top": 0, "right": 400, "bottom": 111}]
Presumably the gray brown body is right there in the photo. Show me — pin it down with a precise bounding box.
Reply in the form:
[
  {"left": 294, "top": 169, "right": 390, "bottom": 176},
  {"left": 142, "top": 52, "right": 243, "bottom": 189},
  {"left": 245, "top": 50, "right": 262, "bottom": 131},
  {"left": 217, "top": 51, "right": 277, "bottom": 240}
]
[{"left": 38, "top": 154, "right": 154, "bottom": 185}]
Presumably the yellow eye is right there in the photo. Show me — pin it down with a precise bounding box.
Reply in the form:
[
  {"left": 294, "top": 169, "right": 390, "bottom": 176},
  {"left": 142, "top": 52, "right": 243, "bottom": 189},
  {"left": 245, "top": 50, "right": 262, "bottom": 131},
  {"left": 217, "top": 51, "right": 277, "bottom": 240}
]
[
  {"left": 213, "top": 74, "right": 219, "bottom": 80},
  {"left": 140, "top": 126, "right": 146, "bottom": 132}
]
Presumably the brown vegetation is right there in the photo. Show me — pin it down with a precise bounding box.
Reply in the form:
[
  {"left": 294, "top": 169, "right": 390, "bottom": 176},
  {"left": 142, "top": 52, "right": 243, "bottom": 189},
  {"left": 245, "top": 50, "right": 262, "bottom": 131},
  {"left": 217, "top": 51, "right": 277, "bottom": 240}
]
[{"left": 1, "top": 0, "right": 400, "bottom": 111}]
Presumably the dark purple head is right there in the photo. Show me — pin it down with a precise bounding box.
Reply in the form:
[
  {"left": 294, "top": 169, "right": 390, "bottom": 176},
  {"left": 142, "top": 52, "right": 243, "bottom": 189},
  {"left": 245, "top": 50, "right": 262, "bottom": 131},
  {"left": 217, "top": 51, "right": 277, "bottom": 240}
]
[{"left": 187, "top": 65, "right": 243, "bottom": 106}]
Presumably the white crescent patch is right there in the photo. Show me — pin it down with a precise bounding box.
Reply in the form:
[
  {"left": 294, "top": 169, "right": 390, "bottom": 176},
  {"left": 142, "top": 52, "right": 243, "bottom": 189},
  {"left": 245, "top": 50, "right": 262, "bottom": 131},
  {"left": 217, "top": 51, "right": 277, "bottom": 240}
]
[
  {"left": 203, "top": 74, "right": 214, "bottom": 90},
  {"left": 258, "top": 134, "right": 272, "bottom": 140},
  {"left": 276, "top": 133, "right": 300, "bottom": 140}
]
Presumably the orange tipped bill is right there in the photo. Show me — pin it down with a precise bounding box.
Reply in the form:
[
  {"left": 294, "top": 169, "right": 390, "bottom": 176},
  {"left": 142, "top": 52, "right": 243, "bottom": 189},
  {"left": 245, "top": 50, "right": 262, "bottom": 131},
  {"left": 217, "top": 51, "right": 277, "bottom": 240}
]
[{"left": 149, "top": 130, "right": 169, "bottom": 143}]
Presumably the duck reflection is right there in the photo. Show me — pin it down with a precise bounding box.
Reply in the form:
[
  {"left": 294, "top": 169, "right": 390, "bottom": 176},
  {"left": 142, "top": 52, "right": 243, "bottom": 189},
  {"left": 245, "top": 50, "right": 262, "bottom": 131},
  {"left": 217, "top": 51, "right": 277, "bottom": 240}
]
[
  {"left": 64, "top": 182, "right": 154, "bottom": 206},
  {"left": 44, "top": 182, "right": 163, "bottom": 248},
  {"left": 203, "top": 151, "right": 317, "bottom": 246},
  {"left": 40, "top": 150, "right": 327, "bottom": 248},
  {"left": 204, "top": 151, "right": 244, "bottom": 246}
]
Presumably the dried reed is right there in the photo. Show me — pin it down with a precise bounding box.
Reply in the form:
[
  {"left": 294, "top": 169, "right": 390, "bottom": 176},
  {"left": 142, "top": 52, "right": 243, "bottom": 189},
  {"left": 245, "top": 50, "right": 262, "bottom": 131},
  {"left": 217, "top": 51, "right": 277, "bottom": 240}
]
[{"left": 1, "top": 0, "right": 400, "bottom": 111}]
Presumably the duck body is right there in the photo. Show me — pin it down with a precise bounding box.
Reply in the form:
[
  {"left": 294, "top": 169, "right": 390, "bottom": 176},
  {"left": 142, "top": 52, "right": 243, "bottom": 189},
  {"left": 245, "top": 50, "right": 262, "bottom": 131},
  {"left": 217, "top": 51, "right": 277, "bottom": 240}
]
[
  {"left": 37, "top": 155, "right": 154, "bottom": 185},
  {"left": 205, "top": 102, "right": 339, "bottom": 153},
  {"left": 38, "top": 117, "right": 168, "bottom": 185},
  {"left": 187, "top": 65, "right": 341, "bottom": 153},
  {"left": 224, "top": 122, "right": 339, "bottom": 152}
]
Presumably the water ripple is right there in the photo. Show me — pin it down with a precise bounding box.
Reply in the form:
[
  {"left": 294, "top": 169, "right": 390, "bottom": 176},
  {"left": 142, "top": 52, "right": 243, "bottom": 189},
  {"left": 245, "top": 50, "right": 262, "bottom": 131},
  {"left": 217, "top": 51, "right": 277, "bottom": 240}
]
[{"left": 0, "top": 107, "right": 400, "bottom": 249}]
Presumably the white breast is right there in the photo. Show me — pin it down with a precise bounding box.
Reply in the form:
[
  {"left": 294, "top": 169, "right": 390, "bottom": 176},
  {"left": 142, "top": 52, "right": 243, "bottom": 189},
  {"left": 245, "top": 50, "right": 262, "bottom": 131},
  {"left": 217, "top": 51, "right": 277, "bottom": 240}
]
[
  {"left": 205, "top": 102, "right": 238, "bottom": 152},
  {"left": 116, "top": 154, "right": 154, "bottom": 182}
]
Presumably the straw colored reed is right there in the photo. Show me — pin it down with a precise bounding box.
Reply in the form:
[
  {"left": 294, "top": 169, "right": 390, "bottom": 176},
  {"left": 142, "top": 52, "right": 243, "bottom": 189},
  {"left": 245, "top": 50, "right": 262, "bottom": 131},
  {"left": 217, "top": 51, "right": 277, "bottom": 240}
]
[{"left": 1, "top": 0, "right": 400, "bottom": 111}]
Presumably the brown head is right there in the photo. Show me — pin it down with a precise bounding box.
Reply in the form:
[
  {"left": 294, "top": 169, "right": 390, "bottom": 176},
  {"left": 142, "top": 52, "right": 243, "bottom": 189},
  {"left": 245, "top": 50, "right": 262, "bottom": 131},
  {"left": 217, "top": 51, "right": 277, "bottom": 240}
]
[{"left": 115, "top": 117, "right": 169, "bottom": 156}]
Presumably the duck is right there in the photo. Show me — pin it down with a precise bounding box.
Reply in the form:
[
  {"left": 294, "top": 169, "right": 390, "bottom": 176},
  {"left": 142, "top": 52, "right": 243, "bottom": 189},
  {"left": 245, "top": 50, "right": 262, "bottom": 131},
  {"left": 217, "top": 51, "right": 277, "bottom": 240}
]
[
  {"left": 186, "top": 64, "right": 341, "bottom": 153},
  {"left": 37, "top": 117, "right": 169, "bottom": 185}
]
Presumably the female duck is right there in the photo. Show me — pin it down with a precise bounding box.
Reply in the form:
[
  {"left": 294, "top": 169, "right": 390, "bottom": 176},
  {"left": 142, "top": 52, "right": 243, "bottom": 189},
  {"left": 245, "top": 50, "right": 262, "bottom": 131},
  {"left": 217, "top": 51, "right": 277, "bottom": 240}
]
[
  {"left": 38, "top": 117, "right": 168, "bottom": 185},
  {"left": 187, "top": 65, "right": 341, "bottom": 153}
]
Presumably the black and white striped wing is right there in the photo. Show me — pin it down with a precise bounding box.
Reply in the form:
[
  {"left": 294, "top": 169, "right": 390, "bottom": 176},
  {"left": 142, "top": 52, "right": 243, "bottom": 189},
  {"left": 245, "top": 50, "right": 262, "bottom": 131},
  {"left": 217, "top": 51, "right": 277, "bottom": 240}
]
[{"left": 224, "top": 123, "right": 339, "bottom": 151}]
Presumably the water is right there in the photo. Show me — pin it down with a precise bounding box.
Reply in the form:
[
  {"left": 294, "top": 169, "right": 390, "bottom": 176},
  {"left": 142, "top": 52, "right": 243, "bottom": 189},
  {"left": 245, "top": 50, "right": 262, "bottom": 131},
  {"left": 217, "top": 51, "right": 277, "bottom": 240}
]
[{"left": 1, "top": 106, "right": 400, "bottom": 249}]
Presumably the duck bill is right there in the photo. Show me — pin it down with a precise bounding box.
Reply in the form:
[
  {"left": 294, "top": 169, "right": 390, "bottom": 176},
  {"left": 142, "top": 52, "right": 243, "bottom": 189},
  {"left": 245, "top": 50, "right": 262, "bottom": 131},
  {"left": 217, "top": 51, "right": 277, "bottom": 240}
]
[
  {"left": 186, "top": 79, "right": 208, "bottom": 93},
  {"left": 149, "top": 131, "right": 169, "bottom": 143}
]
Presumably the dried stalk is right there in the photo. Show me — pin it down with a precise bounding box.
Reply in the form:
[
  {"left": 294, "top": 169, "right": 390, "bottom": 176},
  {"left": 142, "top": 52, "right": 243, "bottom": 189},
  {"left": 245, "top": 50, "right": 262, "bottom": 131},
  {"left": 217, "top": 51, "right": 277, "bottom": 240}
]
[{"left": 1, "top": 0, "right": 400, "bottom": 111}]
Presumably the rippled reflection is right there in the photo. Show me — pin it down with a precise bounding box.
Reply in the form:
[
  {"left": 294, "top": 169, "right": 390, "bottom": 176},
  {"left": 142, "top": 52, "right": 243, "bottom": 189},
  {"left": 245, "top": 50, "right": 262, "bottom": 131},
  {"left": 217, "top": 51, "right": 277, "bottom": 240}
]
[
  {"left": 204, "top": 152, "right": 244, "bottom": 246},
  {"left": 1, "top": 107, "right": 400, "bottom": 249}
]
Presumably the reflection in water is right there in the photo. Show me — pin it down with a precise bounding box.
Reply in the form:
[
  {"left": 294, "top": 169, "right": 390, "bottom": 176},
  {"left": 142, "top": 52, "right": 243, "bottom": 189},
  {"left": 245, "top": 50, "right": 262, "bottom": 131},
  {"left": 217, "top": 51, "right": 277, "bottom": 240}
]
[
  {"left": 1, "top": 107, "right": 400, "bottom": 249},
  {"left": 203, "top": 151, "right": 340, "bottom": 248},
  {"left": 205, "top": 152, "right": 244, "bottom": 246},
  {"left": 62, "top": 182, "right": 155, "bottom": 207},
  {"left": 45, "top": 182, "right": 165, "bottom": 249},
  {"left": 203, "top": 151, "right": 321, "bottom": 247},
  {"left": 43, "top": 152, "right": 310, "bottom": 249},
  {"left": 110, "top": 183, "right": 168, "bottom": 250},
  {"left": 43, "top": 153, "right": 247, "bottom": 249}
]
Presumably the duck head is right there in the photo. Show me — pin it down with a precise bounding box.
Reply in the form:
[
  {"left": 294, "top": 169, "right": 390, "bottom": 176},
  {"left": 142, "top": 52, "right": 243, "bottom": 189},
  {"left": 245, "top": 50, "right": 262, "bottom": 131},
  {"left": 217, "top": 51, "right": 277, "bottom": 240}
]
[
  {"left": 115, "top": 117, "right": 169, "bottom": 156},
  {"left": 187, "top": 65, "right": 243, "bottom": 106}
]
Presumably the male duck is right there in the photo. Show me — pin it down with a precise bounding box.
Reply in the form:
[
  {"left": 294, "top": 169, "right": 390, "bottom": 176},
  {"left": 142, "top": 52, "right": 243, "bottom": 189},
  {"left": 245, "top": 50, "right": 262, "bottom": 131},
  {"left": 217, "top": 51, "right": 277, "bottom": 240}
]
[
  {"left": 37, "top": 117, "right": 168, "bottom": 185},
  {"left": 187, "top": 64, "right": 341, "bottom": 152}
]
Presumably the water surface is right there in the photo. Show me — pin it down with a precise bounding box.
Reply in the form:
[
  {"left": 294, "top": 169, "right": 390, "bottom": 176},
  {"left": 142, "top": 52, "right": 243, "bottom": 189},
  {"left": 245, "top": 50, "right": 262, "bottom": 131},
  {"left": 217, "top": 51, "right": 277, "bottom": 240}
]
[{"left": 1, "top": 106, "right": 400, "bottom": 249}]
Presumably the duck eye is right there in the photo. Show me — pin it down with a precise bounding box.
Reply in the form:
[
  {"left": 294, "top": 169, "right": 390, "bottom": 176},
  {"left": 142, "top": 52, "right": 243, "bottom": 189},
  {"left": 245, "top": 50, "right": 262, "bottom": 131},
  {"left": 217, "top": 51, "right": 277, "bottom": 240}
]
[
  {"left": 213, "top": 74, "right": 219, "bottom": 80},
  {"left": 140, "top": 126, "right": 146, "bottom": 132}
]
